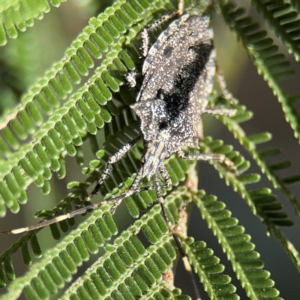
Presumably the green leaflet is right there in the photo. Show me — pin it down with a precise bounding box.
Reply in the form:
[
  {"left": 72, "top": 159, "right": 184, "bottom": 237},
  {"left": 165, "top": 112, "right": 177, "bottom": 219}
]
[
  {"left": 193, "top": 191, "right": 281, "bottom": 300},
  {"left": 0, "top": 0, "right": 58, "bottom": 46}
]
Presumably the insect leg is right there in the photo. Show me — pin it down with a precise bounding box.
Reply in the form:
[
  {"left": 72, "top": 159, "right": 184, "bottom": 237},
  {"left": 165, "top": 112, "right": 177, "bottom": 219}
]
[
  {"left": 154, "top": 171, "right": 201, "bottom": 300},
  {"left": 203, "top": 66, "right": 237, "bottom": 116},
  {"left": 141, "top": 11, "right": 179, "bottom": 57},
  {"left": 216, "top": 64, "right": 234, "bottom": 104},
  {"left": 202, "top": 65, "right": 237, "bottom": 116},
  {"left": 125, "top": 71, "right": 138, "bottom": 89},
  {"left": 159, "top": 163, "right": 172, "bottom": 190},
  {"left": 88, "top": 138, "right": 139, "bottom": 200},
  {"left": 201, "top": 65, "right": 237, "bottom": 117},
  {"left": 203, "top": 107, "right": 237, "bottom": 117},
  {"left": 91, "top": 165, "right": 171, "bottom": 215},
  {"left": 178, "top": 0, "right": 185, "bottom": 15},
  {"left": 178, "top": 149, "right": 235, "bottom": 171}
]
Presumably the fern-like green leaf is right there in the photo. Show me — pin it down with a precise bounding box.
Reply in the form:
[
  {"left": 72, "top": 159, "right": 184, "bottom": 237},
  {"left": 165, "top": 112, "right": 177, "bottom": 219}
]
[
  {"left": 211, "top": 95, "right": 300, "bottom": 216},
  {"left": 202, "top": 137, "right": 300, "bottom": 272},
  {"left": 1, "top": 187, "right": 240, "bottom": 300},
  {"left": 250, "top": 0, "right": 300, "bottom": 61},
  {"left": 193, "top": 191, "right": 282, "bottom": 300},
  {"left": 220, "top": 2, "right": 300, "bottom": 144},
  {"left": 0, "top": 0, "right": 66, "bottom": 46},
  {"left": 290, "top": 0, "right": 300, "bottom": 11},
  {"left": 2, "top": 205, "right": 116, "bottom": 299},
  {"left": 183, "top": 239, "right": 239, "bottom": 300}
]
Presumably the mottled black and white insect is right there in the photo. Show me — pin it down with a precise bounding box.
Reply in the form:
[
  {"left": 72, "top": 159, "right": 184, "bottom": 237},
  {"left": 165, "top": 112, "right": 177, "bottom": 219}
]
[
  {"left": 127, "top": 12, "right": 236, "bottom": 204},
  {"left": 2, "top": 6, "right": 236, "bottom": 299}
]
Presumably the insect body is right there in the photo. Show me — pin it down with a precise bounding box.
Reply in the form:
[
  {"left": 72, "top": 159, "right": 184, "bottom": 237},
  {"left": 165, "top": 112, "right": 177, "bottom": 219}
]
[
  {"left": 132, "top": 14, "right": 216, "bottom": 181},
  {"left": 127, "top": 13, "right": 236, "bottom": 299}
]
